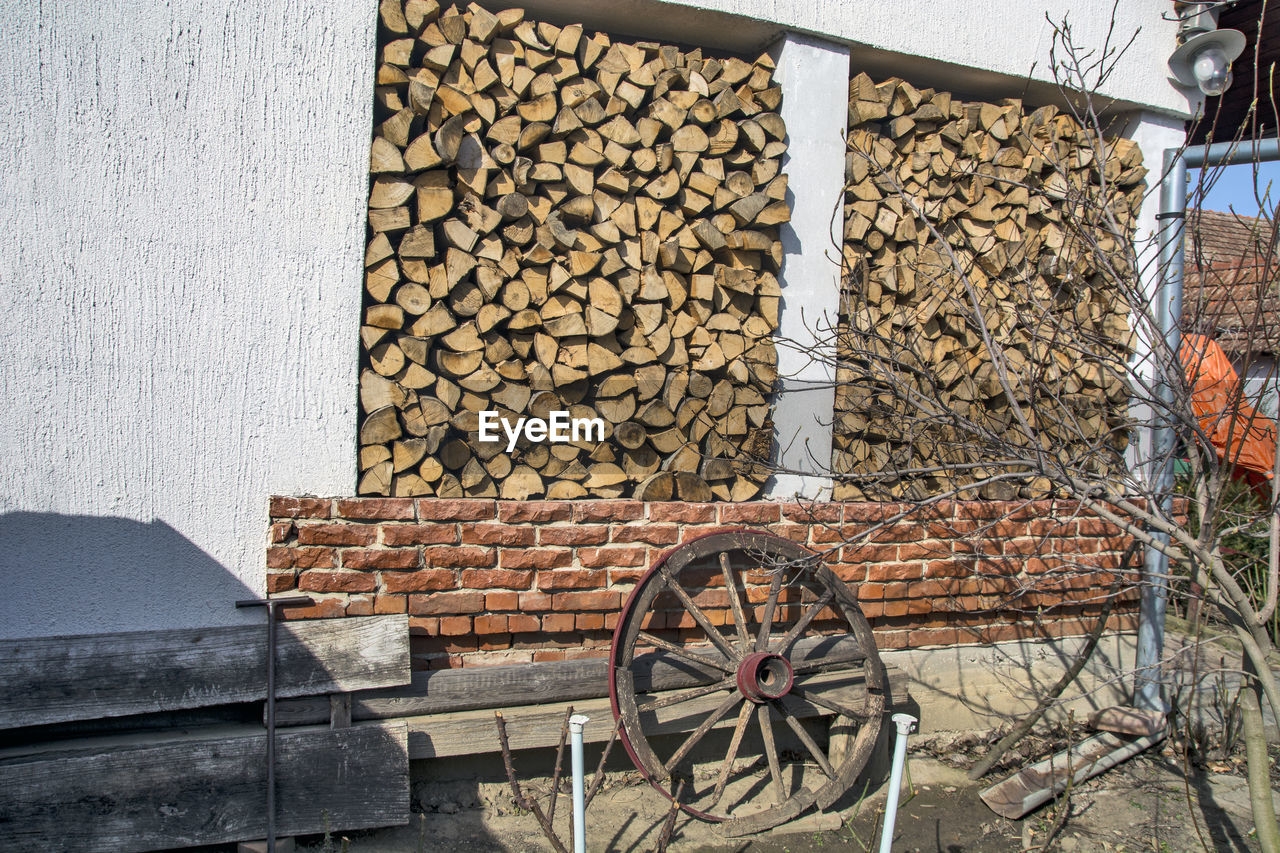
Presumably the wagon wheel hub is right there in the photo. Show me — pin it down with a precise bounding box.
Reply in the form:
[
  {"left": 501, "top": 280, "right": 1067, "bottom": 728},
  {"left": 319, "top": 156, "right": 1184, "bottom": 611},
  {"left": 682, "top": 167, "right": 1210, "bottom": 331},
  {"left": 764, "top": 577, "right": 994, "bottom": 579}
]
[{"left": 736, "top": 651, "right": 793, "bottom": 703}]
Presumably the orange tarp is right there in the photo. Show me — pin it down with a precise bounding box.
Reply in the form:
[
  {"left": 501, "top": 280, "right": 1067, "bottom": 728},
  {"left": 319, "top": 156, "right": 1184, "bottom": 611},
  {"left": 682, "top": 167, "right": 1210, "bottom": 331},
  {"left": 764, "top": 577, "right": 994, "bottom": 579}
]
[{"left": 1179, "top": 333, "right": 1276, "bottom": 484}]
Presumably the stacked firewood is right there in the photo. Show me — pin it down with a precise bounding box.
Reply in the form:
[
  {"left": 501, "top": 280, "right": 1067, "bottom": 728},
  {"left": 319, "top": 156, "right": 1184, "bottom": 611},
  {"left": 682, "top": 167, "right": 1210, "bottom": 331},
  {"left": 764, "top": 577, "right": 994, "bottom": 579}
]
[
  {"left": 358, "top": 2, "right": 788, "bottom": 500},
  {"left": 833, "top": 73, "right": 1147, "bottom": 500}
]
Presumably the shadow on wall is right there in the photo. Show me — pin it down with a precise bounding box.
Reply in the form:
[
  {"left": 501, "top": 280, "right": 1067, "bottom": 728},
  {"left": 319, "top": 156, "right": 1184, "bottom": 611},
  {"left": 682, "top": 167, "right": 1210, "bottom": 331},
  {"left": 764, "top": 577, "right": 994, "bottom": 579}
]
[
  {"left": 0, "top": 512, "right": 260, "bottom": 640},
  {"left": 0, "top": 520, "right": 437, "bottom": 850}
]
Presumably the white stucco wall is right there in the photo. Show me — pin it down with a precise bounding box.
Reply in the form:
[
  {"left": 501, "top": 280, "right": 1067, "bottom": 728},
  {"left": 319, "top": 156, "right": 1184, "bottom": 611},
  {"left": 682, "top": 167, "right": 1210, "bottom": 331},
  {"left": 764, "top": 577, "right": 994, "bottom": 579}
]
[
  {"left": 1241, "top": 357, "right": 1280, "bottom": 419},
  {"left": 0, "top": 3, "right": 375, "bottom": 637},
  {"left": 0, "top": 1, "right": 1195, "bottom": 639},
  {"left": 501, "top": 0, "right": 1193, "bottom": 117}
]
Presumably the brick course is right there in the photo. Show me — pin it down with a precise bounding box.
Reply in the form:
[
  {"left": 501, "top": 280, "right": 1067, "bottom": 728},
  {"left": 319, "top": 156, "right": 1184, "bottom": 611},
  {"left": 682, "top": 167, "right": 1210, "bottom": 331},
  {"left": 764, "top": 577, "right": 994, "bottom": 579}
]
[{"left": 269, "top": 497, "right": 1140, "bottom": 669}]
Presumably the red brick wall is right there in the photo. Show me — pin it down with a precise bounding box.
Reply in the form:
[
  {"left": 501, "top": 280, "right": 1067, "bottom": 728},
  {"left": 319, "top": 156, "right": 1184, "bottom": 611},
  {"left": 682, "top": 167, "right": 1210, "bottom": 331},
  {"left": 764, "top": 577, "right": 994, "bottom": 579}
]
[{"left": 268, "top": 497, "right": 1138, "bottom": 669}]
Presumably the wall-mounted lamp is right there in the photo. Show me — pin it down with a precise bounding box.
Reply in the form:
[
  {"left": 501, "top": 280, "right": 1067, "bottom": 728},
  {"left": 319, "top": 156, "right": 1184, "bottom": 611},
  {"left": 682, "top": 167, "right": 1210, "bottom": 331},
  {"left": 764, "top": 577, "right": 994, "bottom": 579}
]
[{"left": 1168, "top": 2, "right": 1245, "bottom": 96}]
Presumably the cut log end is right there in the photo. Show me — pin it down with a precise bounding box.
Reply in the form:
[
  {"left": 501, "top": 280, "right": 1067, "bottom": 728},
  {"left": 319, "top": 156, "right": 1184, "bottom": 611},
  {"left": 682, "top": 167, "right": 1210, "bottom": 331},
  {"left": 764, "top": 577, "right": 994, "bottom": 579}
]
[{"left": 359, "top": 7, "right": 789, "bottom": 500}]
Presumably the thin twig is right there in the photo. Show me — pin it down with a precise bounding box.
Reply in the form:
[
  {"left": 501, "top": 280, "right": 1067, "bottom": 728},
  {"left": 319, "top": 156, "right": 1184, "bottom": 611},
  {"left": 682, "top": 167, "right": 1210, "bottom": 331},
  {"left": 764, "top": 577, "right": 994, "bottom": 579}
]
[
  {"left": 547, "top": 706, "right": 573, "bottom": 828},
  {"left": 1040, "top": 711, "right": 1077, "bottom": 851},
  {"left": 585, "top": 716, "right": 623, "bottom": 809},
  {"left": 655, "top": 779, "right": 687, "bottom": 853},
  {"left": 968, "top": 543, "right": 1134, "bottom": 780},
  {"left": 494, "top": 711, "right": 569, "bottom": 853}
]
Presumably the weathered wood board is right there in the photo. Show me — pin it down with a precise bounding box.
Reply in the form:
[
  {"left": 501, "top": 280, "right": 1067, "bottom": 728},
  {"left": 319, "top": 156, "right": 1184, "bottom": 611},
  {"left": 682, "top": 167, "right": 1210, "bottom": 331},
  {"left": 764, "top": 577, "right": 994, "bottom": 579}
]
[
  {"left": 276, "top": 654, "right": 608, "bottom": 726},
  {"left": 0, "top": 721, "right": 409, "bottom": 851},
  {"left": 275, "top": 634, "right": 868, "bottom": 726},
  {"left": 405, "top": 663, "right": 905, "bottom": 759},
  {"left": 0, "top": 614, "right": 410, "bottom": 729}
]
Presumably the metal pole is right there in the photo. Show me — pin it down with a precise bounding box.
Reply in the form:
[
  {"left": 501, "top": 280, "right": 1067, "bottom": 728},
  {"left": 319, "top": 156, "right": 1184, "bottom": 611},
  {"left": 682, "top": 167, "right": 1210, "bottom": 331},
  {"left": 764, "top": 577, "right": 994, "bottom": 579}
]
[
  {"left": 1138, "top": 148, "right": 1187, "bottom": 713},
  {"left": 569, "top": 714, "right": 589, "bottom": 853},
  {"left": 877, "top": 713, "right": 918, "bottom": 853},
  {"left": 1139, "top": 136, "right": 1280, "bottom": 712},
  {"left": 1181, "top": 137, "right": 1280, "bottom": 169},
  {"left": 238, "top": 596, "right": 311, "bottom": 853}
]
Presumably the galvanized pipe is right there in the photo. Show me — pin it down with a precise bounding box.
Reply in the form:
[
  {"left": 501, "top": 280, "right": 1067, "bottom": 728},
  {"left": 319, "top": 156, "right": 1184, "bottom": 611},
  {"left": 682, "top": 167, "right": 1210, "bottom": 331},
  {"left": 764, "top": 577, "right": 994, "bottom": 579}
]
[
  {"left": 1182, "top": 137, "right": 1280, "bottom": 169},
  {"left": 877, "top": 712, "right": 918, "bottom": 853},
  {"left": 1140, "top": 137, "right": 1280, "bottom": 712},
  {"left": 979, "top": 729, "right": 1167, "bottom": 819},
  {"left": 1138, "top": 147, "right": 1187, "bottom": 713}
]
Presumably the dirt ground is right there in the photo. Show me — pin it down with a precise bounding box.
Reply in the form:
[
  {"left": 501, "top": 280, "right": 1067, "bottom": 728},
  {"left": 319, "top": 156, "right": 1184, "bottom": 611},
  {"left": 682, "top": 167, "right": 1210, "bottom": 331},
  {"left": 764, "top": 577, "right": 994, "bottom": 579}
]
[
  {"left": 286, "top": 732, "right": 1275, "bottom": 853},
  {"left": 277, "top": 625, "right": 1280, "bottom": 853}
]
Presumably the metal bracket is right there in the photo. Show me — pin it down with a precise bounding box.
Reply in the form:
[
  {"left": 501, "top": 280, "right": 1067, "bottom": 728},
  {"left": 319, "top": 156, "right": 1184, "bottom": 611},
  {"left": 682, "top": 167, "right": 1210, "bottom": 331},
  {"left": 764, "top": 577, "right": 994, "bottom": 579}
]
[{"left": 236, "top": 596, "right": 312, "bottom": 853}]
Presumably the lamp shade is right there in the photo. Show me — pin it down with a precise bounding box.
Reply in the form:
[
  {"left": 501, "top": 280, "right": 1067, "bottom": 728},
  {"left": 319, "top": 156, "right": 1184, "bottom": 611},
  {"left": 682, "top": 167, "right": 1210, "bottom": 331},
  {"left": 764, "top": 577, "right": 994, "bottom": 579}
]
[{"left": 1168, "top": 28, "right": 1246, "bottom": 94}]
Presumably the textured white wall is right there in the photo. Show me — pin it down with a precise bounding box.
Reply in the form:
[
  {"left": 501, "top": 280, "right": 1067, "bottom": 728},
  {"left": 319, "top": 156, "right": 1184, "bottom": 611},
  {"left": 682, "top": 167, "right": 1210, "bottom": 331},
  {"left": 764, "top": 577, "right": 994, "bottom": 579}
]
[
  {"left": 502, "top": 0, "right": 1192, "bottom": 117},
  {"left": 0, "top": 1, "right": 1194, "bottom": 639},
  {"left": 0, "top": 2, "right": 375, "bottom": 637}
]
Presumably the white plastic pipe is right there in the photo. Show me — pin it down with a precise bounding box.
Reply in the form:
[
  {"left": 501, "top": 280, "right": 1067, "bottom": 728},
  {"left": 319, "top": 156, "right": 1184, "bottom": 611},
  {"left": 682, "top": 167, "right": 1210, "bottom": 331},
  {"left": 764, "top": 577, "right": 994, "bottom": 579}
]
[
  {"left": 878, "top": 713, "right": 918, "bottom": 853},
  {"left": 569, "top": 714, "right": 589, "bottom": 853}
]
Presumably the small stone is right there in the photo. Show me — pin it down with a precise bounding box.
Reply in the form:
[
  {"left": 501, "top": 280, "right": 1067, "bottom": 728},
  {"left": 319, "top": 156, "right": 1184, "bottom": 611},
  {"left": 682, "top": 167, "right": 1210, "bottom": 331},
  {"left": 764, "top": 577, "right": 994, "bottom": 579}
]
[{"left": 438, "top": 800, "right": 460, "bottom": 814}]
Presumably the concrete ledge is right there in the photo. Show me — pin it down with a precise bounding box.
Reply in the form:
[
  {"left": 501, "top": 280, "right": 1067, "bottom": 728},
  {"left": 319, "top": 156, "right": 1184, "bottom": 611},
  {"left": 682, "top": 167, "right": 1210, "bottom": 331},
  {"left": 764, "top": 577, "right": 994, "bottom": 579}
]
[{"left": 882, "top": 633, "right": 1139, "bottom": 732}]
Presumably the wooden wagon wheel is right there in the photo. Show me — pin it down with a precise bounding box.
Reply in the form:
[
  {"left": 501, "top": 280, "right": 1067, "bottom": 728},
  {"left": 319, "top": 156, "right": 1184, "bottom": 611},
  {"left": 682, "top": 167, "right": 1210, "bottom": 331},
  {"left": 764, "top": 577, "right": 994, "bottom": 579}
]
[{"left": 608, "top": 530, "right": 885, "bottom": 837}]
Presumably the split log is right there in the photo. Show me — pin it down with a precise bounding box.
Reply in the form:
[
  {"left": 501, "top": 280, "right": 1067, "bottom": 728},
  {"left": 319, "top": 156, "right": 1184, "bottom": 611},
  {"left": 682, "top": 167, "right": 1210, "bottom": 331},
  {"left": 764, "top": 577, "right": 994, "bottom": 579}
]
[
  {"left": 360, "top": 8, "right": 788, "bottom": 500},
  {"left": 833, "top": 72, "right": 1144, "bottom": 500}
]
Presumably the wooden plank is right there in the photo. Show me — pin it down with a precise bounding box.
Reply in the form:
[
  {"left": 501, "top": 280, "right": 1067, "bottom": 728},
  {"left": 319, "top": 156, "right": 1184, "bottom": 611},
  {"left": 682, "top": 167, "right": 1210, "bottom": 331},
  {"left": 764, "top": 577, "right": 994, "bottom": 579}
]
[
  {"left": 0, "top": 721, "right": 409, "bottom": 852},
  {"left": 405, "top": 663, "right": 906, "bottom": 759},
  {"left": 0, "top": 615, "right": 410, "bottom": 729},
  {"left": 276, "top": 654, "right": 608, "bottom": 726},
  {"left": 276, "top": 634, "right": 867, "bottom": 726},
  {"left": 331, "top": 693, "right": 353, "bottom": 729}
]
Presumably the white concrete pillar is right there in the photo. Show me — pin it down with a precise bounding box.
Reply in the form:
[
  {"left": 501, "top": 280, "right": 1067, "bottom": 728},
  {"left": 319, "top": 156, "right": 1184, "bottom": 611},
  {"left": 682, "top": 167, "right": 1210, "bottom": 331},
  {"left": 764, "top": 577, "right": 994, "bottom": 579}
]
[
  {"left": 1123, "top": 110, "right": 1189, "bottom": 484},
  {"left": 762, "top": 33, "right": 851, "bottom": 500}
]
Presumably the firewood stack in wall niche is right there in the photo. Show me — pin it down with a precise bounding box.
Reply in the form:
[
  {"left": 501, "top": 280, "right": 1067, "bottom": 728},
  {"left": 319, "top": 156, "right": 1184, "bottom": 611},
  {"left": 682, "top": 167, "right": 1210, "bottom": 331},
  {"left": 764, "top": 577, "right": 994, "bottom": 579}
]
[
  {"left": 358, "top": 1, "right": 790, "bottom": 502},
  {"left": 833, "top": 72, "right": 1147, "bottom": 501}
]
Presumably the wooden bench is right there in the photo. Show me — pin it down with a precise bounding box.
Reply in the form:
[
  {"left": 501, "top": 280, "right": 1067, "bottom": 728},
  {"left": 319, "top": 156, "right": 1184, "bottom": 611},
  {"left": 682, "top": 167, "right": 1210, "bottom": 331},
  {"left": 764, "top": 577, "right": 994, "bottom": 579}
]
[
  {"left": 271, "top": 635, "right": 908, "bottom": 760},
  {"left": 1, "top": 615, "right": 907, "bottom": 851}
]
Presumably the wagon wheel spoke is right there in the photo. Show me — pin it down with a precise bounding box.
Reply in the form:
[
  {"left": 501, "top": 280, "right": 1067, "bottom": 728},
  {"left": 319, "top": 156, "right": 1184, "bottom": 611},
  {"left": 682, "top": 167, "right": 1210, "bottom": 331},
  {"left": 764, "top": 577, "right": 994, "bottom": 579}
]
[
  {"left": 789, "top": 650, "right": 867, "bottom": 676},
  {"left": 754, "top": 569, "right": 785, "bottom": 652},
  {"left": 779, "top": 710, "right": 836, "bottom": 779},
  {"left": 720, "top": 552, "right": 752, "bottom": 650},
  {"left": 756, "top": 703, "right": 786, "bottom": 803},
  {"left": 662, "top": 568, "right": 740, "bottom": 662},
  {"left": 772, "top": 590, "right": 833, "bottom": 657},
  {"left": 788, "top": 684, "right": 876, "bottom": 720},
  {"left": 638, "top": 677, "right": 736, "bottom": 711},
  {"left": 637, "top": 630, "right": 734, "bottom": 673},
  {"left": 710, "top": 700, "right": 756, "bottom": 808},
  {"left": 663, "top": 690, "right": 743, "bottom": 773}
]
